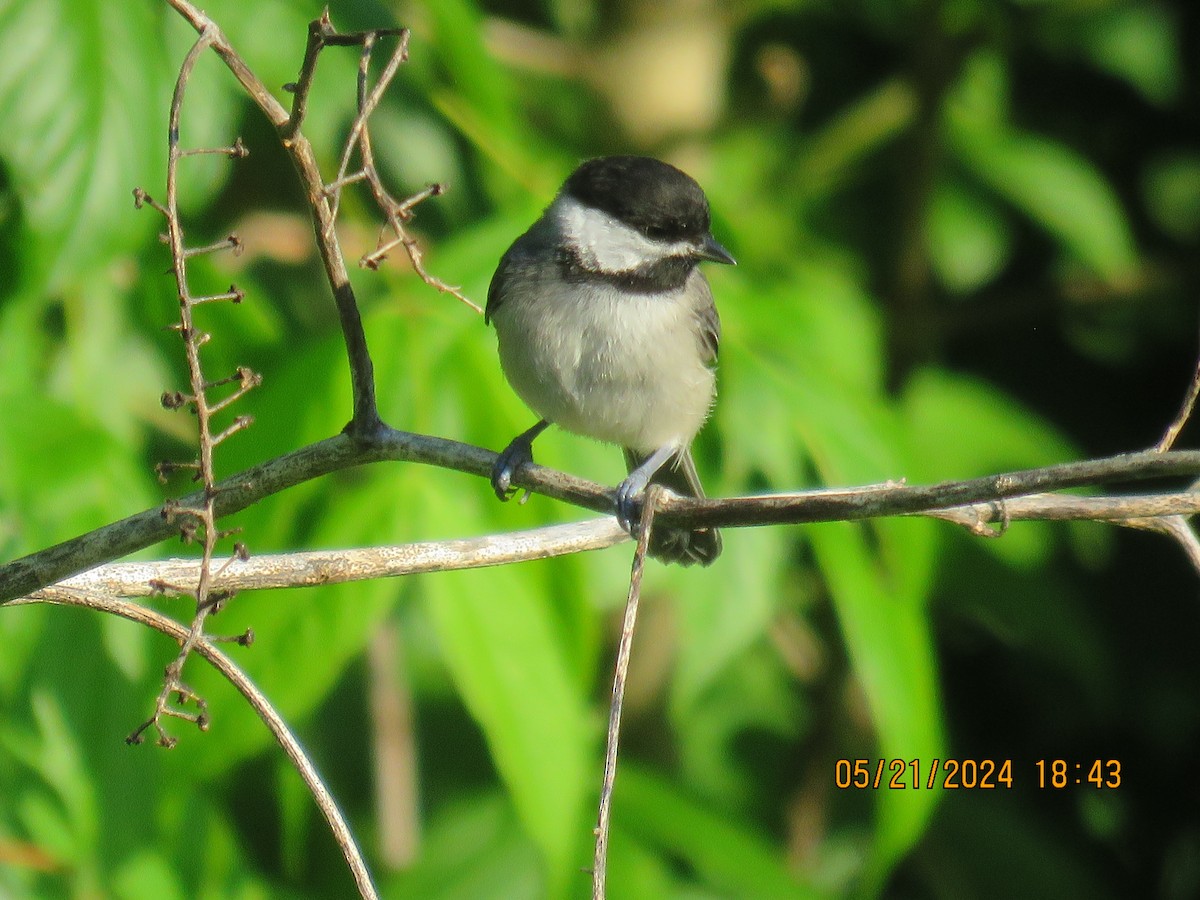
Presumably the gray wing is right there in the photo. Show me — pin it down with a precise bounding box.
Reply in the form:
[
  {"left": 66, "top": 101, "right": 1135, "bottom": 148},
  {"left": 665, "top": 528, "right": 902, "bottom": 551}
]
[
  {"left": 485, "top": 246, "right": 517, "bottom": 325},
  {"left": 693, "top": 274, "right": 721, "bottom": 364},
  {"left": 486, "top": 218, "right": 553, "bottom": 324}
]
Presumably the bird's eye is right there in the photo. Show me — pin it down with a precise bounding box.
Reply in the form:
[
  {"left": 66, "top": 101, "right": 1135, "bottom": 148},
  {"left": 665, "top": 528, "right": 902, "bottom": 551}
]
[{"left": 645, "top": 225, "right": 667, "bottom": 240}]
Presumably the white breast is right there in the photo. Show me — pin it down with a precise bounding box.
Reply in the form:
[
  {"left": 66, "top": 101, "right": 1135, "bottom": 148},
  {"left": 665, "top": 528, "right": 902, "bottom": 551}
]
[{"left": 491, "top": 271, "right": 715, "bottom": 454}]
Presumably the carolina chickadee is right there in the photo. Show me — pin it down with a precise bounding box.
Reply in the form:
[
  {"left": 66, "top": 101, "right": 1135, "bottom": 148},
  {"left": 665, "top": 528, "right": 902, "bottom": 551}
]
[{"left": 485, "top": 156, "right": 734, "bottom": 565}]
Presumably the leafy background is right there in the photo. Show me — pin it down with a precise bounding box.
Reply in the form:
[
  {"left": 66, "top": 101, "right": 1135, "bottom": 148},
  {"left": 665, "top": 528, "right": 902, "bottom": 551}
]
[{"left": 1, "top": 0, "right": 1199, "bottom": 897}]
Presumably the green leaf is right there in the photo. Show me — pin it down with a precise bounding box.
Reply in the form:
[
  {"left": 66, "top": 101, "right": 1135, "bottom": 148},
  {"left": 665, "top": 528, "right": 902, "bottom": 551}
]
[
  {"left": 0, "top": 391, "right": 157, "bottom": 558},
  {"left": 0, "top": 0, "right": 168, "bottom": 291},
  {"left": 927, "top": 178, "right": 1013, "bottom": 293},
  {"left": 709, "top": 257, "right": 946, "bottom": 886},
  {"left": 386, "top": 792, "right": 545, "bottom": 900},
  {"left": 5, "top": 690, "right": 99, "bottom": 862},
  {"left": 47, "top": 279, "right": 176, "bottom": 445},
  {"left": 1143, "top": 151, "right": 1200, "bottom": 242},
  {"left": 947, "top": 58, "right": 1138, "bottom": 282},
  {"left": 604, "top": 825, "right": 678, "bottom": 900},
  {"left": 112, "top": 851, "right": 187, "bottom": 900},
  {"left": 670, "top": 526, "right": 792, "bottom": 717},
  {"left": 943, "top": 50, "right": 1009, "bottom": 131},
  {"left": 797, "top": 78, "right": 917, "bottom": 199},
  {"left": 423, "top": 560, "right": 592, "bottom": 896},
  {"left": 807, "top": 522, "right": 944, "bottom": 892},
  {"left": 1080, "top": 5, "right": 1181, "bottom": 106},
  {"left": 617, "top": 764, "right": 822, "bottom": 899},
  {"left": 672, "top": 640, "right": 807, "bottom": 807}
]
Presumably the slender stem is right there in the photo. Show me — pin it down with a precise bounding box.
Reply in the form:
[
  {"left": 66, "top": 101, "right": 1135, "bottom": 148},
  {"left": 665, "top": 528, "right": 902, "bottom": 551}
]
[
  {"left": 593, "top": 487, "right": 659, "bottom": 899},
  {"left": 1158, "top": 347, "right": 1200, "bottom": 451}
]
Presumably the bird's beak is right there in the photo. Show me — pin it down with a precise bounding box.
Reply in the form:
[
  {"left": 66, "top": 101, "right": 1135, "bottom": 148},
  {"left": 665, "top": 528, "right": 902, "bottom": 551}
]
[{"left": 697, "top": 233, "right": 736, "bottom": 265}]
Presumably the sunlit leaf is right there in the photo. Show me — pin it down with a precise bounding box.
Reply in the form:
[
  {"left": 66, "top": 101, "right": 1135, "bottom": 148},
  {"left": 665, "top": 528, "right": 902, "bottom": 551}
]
[
  {"left": 111, "top": 851, "right": 187, "bottom": 900},
  {"left": 617, "top": 764, "right": 822, "bottom": 899},
  {"left": 927, "top": 178, "right": 1013, "bottom": 293},
  {"left": 948, "top": 67, "right": 1138, "bottom": 282},
  {"left": 1080, "top": 5, "right": 1181, "bottom": 106},
  {"left": 808, "top": 522, "right": 944, "bottom": 891},
  {"left": 386, "top": 792, "right": 546, "bottom": 900},
  {"left": 0, "top": 0, "right": 166, "bottom": 290},
  {"left": 1143, "top": 151, "right": 1200, "bottom": 242},
  {"left": 423, "top": 561, "right": 592, "bottom": 896}
]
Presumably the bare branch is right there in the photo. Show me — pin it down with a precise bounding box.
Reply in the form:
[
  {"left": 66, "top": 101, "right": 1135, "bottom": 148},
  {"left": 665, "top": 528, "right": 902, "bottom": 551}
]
[
  {"left": 54, "top": 519, "right": 630, "bottom": 597},
  {"left": 652, "top": 451, "right": 1200, "bottom": 529},
  {"left": 917, "top": 489, "right": 1200, "bottom": 529},
  {"left": 327, "top": 30, "right": 410, "bottom": 224},
  {"left": 135, "top": 24, "right": 231, "bottom": 747},
  {"left": 183, "top": 235, "right": 244, "bottom": 258},
  {"left": 164, "top": 0, "right": 290, "bottom": 128},
  {"left": 7, "top": 434, "right": 1200, "bottom": 604},
  {"left": 322, "top": 30, "right": 479, "bottom": 312},
  {"left": 190, "top": 286, "right": 245, "bottom": 305},
  {"left": 41, "top": 488, "right": 1200, "bottom": 600},
  {"left": 211, "top": 415, "right": 254, "bottom": 446}
]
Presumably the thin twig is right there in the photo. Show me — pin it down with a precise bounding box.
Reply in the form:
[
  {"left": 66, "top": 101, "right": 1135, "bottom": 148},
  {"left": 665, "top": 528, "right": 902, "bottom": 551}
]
[
  {"left": 651, "top": 450, "right": 1200, "bottom": 529},
  {"left": 14, "top": 587, "right": 378, "bottom": 900},
  {"left": 283, "top": 9, "right": 335, "bottom": 137},
  {"left": 592, "top": 486, "right": 659, "bottom": 899},
  {"left": 329, "top": 28, "right": 479, "bottom": 311},
  {"left": 327, "top": 30, "right": 410, "bottom": 224},
  {"left": 128, "top": 25, "right": 230, "bottom": 749},
  {"left": 164, "top": 0, "right": 290, "bottom": 127},
  {"left": 916, "top": 489, "right": 1200, "bottom": 529},
  {"left": 1157, "top": 349, "right": 1200, "bottom": 451}
]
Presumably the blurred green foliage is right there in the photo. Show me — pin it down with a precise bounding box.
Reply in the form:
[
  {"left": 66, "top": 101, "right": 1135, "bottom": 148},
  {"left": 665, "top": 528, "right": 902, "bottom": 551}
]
[{"left": 2, "top": 0, "right": 1199, "bottom": 897}]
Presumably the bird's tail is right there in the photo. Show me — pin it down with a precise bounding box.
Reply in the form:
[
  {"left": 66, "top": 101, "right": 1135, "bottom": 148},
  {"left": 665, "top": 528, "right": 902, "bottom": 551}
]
[{"left": 623, "top": 448, "right": 722, "bottom": 566}]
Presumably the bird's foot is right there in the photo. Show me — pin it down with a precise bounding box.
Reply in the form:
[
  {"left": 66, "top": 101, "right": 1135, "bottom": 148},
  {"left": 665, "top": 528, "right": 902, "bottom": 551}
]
[
  {"left": 615, "top": 471, "right": 652, "bottom": 535},
  {"left": 615, "top": 444, "right": 677, "bottom": 534},
  {"left": 492, "top": 438, "right": 535, "bottom": 501}
]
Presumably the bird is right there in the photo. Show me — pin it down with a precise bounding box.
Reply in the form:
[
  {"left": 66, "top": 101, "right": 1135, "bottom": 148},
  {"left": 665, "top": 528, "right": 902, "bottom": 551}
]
[{"left": 485, "top": 155, "right": 734, "bottom": 565}]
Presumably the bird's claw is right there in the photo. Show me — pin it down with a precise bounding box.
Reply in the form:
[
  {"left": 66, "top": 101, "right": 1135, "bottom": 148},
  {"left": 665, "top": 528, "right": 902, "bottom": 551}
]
[
  {"left": 491, "top": 439, "right": 534, "bottom": 501},
  {"left": 615, "top": 476, "right": 646, "bottom": 535}
]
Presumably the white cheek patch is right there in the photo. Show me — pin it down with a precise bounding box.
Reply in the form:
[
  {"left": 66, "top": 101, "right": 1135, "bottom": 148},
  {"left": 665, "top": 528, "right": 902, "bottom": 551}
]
[{"left": 554, "top": 194, "right": 693, "bottom": 273}]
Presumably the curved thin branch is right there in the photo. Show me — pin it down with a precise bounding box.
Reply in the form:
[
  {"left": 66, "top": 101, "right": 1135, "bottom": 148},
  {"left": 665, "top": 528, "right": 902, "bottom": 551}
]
[{"left": 10, "top": 587, "right": 379, "bottom": 900}]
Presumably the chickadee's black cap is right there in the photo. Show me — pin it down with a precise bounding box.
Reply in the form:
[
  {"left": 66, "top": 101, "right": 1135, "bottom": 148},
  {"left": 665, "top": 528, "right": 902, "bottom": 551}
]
[{"left": 563, "top": 156, "right": 713, "bottom": 243}]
